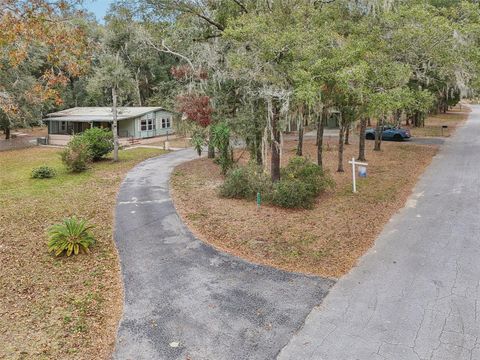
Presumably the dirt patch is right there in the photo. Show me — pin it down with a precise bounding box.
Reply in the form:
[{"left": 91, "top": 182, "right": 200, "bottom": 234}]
[
  {"left": 0, "top": 126, "right": 48, "bottom": 152},
  {"left": 171, "top": 110, "right": 468, "bottom": 278},
  {"left": 145, "top": 136, "right": 191, "bottom": 149},
  {"left": 0, "top": 147, "right": 167, "bottom": 359}
]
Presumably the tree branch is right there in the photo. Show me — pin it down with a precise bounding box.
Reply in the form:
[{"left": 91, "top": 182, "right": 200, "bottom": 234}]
[
  {"left": 194, "top": 13, "right": 225, "bottom": 31},
  {"left": 231, "top": 0, "right": 248, "bottom": 13}
]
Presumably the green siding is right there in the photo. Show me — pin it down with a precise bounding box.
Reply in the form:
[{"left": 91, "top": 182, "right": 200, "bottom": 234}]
[
  {"left": 133, "top": 110, "right": 174, "bottom": 138},
  {"left": 117, "top": 110, "right": 173, "bottom": 138},
  {"left": 118, "top": 118, "right": 136, "bottom": 137}
]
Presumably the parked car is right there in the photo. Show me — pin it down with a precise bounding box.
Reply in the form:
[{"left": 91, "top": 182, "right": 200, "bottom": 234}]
[{"left": 365, "top": 125, "right": 411, "bottom": 141}]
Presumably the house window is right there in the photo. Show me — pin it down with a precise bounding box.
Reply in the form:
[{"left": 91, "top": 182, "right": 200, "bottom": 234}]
[
  {"left": 140, "top": 118, "right": 155, "bottom": 131},
  {"left": 148, "top": 119, "right": 155, "bottom": 130},
  {"left": 161, "top": 118, "right": 171, "bottom": 129},
  {"left": 60, "top": 121, "right": 67, "bottom": 132}
]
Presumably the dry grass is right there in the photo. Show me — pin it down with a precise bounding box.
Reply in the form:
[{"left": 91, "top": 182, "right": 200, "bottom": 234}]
[
  {"left": 0, "top": 147, "right": 167, "bottom": 360},
  {"left": 171, "top": 110, "right": 469, "bottom": 279},
  {"left": 408, "top": 106, "right": 470, "bottom": 137}
]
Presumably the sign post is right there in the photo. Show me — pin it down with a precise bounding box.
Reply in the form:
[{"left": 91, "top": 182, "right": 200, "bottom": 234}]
[{"left": 348, "top": 157, "right": 368, "bottom": 193}]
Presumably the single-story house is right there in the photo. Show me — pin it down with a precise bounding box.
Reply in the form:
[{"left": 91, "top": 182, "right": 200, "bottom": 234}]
[{"left": 43, "top": 107, "right": 174, "bottom": 145}]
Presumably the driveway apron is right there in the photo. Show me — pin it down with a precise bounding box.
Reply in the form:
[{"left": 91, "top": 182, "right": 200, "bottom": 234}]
[{"left": 113, "top": 149, "right": 334, "bottom": 360}]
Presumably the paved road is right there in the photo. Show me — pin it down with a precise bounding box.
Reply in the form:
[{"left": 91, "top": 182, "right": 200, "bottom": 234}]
[
  {"left": 409, "top": 136, "right": 445, "bottom": 146},
  {"left": 300, "top": 130, "right": 446, "bottom": 146},
  {"left": 278, "top": 107, "right": 480, "bottom": 360},
  {"left": 113, "top": 149, "right": 334, "bottom": 360}
]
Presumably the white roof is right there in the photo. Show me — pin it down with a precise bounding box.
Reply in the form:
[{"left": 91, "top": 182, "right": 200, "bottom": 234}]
[{"left": 45, "top": 107, "right": 169, "bottom": 122}]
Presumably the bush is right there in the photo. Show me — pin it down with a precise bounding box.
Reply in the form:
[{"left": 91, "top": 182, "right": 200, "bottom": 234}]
[
  {"left": 281, "top": 156, "right": 333, "bottom": 196},
  {"left": 79, "top": 127, "right": 114, "bottom": 161},
  {"left": 272, "top": 179, "right": 315, "bottom": 208},
  {"left": 219, "top": 167, "right": 249, "bottom": 198},
  {"left": 47, "top": 217, "right": 96, "bottom": 256},
  {"left": 220, "top": 164, "right": 271, "bottom": 199},
  {"left": 211, "top": 122, "right": 233, "bottom": 174},
  {"left": 31, "top": 165, "right": 56, "bottom": 179},
  {"left": 61, "top": 136, "right": 92, "bottom": 172},
  {"left": 220, "top": 156, "right": 333, "bottom": 209},
  {"left": 271, "top": 157, "right": 333, "bottom": 208},
  {"left": 191, "top": 128, "right": 206, "bottom": 156}
]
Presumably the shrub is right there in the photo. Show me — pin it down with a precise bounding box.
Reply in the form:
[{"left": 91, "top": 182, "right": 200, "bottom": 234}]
[
  {"left": 219, "top": 157, "right": 333, "bottom": 209},
  {"left": 31, "top": 165, "right": 56, "bottom": 179},
  {"left": 220, "top": 164, "right": 271, "bottom": 199},
  {"left": 272, "top": 179, "right": 316, "bottom": 208},
  {"left": 48, "top": 217, "right": 96, "bottom": 256},
  {"left": 211, "top": 122, "right": 233, "bottom": 174},
  {"left": 61, "top": 136, "right": 92, "bottom": 172},
  {"left": 191, "top": 128, "right": 206, "bottom": 156},
  {"left": 220, "top": 167, "right": 252, "bottom": 199},
  {"left": 79, "top": 127, "right": 114, "bottom": 161},
  {"left": 281, "top": 156, "right": 333, "bottom": 196},
  {"left": 271, "top": 157, "right": 334, "bottom": 208}
]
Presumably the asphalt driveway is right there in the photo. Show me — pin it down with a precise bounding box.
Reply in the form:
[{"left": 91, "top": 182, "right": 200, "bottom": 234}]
[
  {"left": 113, "top": 149, "right": 334, "bottom": 360},
  {"left": 278, "top": 107, "right": 480, "bottom": 359}
]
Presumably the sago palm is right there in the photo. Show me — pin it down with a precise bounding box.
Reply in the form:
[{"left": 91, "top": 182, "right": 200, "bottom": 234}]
[{"left": 48, "top": 217, "right": 96, "bottom": 256}]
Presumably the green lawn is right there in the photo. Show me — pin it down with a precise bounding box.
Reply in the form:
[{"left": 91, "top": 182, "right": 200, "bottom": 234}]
[{"left": 0, "top": 147, "right": 166, "bottom": 360}]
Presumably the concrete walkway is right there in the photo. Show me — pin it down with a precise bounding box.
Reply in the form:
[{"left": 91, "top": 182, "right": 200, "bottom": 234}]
[
  {"left": 278, "top": 107, "right": 480, "bottom": 359},
  {"left": 113, "top": 149, "right": 334, "bottom": 360}
]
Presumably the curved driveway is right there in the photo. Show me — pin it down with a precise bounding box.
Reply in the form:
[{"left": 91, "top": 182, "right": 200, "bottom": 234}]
[{"left": 113, "top": 149, "right": 334, "bottom": 360}]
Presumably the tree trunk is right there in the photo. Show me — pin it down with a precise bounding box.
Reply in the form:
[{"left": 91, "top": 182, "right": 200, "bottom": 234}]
[
  {"left": 135, "top": 68, "right": 143, "bottom": 106},
  {"left": 358, "top": 117, "right": 367, "bottom": 161},
  {"left": 394, "top": 109, "right": 402, "bottom": 127},
  {"left": 255, "top": 119, "right": 263, "bottom": 166},
  {"left": 4, "top": 126, "right": 10, "bottom": 140},
  {"left": 296, "top": 116, "right": 304, "bottom": 156},
  {"left": 374, "top": 117, "right": 383, "bottom": 151},
  {"left": 344, "top": 125, "right": 350, "bottom": 145},
  {"left": 337, "top": 125, "right": 345, "bottom": 172},
  {"left": 316, "top": 108, "right": 326, "bottom": 169},
  {"left": 271, "top": 99, "right": 281, "bottom": 182},
  {"left": 112, "top": 86, "right": 119, "bottom": 161},
  {"left": 367, "top": 118, "right": 372, "bottom": 127},
  {"left": 247, "top": 103, "right": 263, "bottom": 166},
  {"left": 420, "top": 113, "right": 425, "bottom": 127},
  {"left": 208, "top": 143, "right": 215, "bottom": 158},
  {"left": 415, "top": 112, "right": 420, "bottom": 127},
  {"left": 208, "top": 126, "right": 215, "bottom": 158}
]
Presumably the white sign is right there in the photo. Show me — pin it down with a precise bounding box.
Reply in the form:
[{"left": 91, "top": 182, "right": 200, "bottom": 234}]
[
  {"left": 358, "top": 166, "right": 367, "bottom": 178},
  {"left": 348, "top": 157, "right": 368, "bottom": 193}
]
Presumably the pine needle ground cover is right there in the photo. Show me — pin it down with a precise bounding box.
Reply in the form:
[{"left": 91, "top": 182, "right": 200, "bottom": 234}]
[
  {"left": 0, "top": 147, "right": 166, "bottom": 359},
  {"left": 409, "top": 107, "right": 469, "bottom": 137},
  {"left": 171, "top": 110, "right": 468, "bottom": 279}
]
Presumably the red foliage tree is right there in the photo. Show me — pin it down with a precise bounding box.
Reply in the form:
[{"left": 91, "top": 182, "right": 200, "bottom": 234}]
[
  {"left": 170, "top": 65, "right": 208, "bottom": 81},
  {"left": 176, "top": 94, "right": 212, "bottom": 127}
]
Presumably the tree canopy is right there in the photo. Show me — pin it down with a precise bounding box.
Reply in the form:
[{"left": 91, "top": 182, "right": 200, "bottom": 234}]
[{"left": 3, "top": 0, "right": 480, "bottom": 176}]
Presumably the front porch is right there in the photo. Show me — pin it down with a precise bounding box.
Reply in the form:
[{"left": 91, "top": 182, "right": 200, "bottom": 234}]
[
  {"left": 47, "top": 117, "right": 174, "bottom": 146},
  {"left": 47, "top": 120, "right": 113, "bottom": 145}
]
